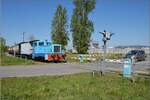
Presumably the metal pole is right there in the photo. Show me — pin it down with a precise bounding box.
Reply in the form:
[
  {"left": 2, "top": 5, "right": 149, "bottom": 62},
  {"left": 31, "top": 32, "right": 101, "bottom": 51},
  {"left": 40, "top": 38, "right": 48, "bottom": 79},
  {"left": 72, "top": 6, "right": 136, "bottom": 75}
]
[
  {"left": 99, "top": 30, "right": 114, "bottom": 75},
  {"left": 103, "top": 40, "right": 107, "bottom": 61},
  {"left": 23, "top": 32, "right": 25, "bottom": 42},
  {"left": 101, "top": 40, "right": 107, "bottom": 75}
]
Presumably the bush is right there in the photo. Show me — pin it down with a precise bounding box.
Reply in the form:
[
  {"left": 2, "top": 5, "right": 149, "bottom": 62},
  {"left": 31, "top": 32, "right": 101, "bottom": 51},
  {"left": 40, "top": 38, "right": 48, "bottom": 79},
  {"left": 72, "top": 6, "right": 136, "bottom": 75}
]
[{"left": 66, "top": 53, "right": 123, "bottom": 63}]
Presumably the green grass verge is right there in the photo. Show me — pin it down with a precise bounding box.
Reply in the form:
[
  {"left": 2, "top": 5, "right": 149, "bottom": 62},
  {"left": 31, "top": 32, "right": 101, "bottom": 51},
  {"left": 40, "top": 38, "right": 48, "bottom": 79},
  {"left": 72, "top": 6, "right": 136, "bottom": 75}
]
[
  {"left": 1, "top": 73, "right": 150, "bottom": 100},
  {"left": 0, "top": 55, "right": 34, "bottom": 66},
  {"left": 106, "top": 53, "right": 123, "bottom": 59}
]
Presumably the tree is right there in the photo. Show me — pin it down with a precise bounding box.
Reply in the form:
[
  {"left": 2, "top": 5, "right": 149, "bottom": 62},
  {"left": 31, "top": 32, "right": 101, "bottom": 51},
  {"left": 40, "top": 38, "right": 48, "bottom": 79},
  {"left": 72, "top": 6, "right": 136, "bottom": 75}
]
[
  {"left": 0, "top": 37, "right": 6, "bottom": 65},
  {"left": 51, "top": 5, "right": 69, "bottom": 50},
  {"left": 71, "top": 0, "right": 95, "bottom": 54},
  {"left": 0, "top": 37, "right": 6, "bottom": 53}
]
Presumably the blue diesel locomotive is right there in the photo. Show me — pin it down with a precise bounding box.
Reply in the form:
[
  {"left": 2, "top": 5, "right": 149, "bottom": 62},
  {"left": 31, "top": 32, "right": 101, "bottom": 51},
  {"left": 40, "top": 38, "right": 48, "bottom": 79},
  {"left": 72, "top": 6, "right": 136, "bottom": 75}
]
[
  {"left": 32, "top": 40, "right": 65, "bottom": 61},
  {"left": 9, "top": 40, "right": 66, "bottom": 62}
]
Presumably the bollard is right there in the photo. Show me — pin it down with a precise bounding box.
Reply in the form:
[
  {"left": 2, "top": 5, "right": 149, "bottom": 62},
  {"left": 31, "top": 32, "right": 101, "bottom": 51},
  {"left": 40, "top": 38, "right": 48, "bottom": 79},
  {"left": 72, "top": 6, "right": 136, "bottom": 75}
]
[
  {"left": 92, "top": 71, "right": 95, "bottom": 77},
  {"left": 79, "top": 54, "right": 83, "bottom": 63},
  {"left": 123, "top": 58, "right": 132, "bottom": 78}
]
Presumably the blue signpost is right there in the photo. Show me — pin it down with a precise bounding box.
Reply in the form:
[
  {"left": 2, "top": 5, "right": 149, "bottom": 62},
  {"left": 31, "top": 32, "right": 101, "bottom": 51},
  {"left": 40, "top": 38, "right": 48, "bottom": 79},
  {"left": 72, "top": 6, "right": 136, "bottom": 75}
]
[
  {"left": 79, "top": 54, "right": 83, "bottom": 63},
  {"left": 123, "top": 58, "right": 132, "bottom": 78}
]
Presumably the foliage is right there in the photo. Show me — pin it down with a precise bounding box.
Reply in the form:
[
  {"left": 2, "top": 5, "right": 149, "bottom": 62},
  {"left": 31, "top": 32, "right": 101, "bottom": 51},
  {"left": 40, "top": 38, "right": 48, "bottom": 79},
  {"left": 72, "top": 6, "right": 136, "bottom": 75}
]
[
  {"left": 71, "top": 0, "right": 96, "bottom": 54},
  {"left": 1, "top": 73, "right": 150, "bottom": 100},
  {"left": 66, "top": 53, "right": 123, "bottom": 63},
  {"left": 0, "top": 37, "right": 6, "bottom": 53},
  {"left": 51, "top": 5, "right": 69, "bottom": 50},
  {"left": 106, "top": 53, "right": 123, "bottom": 59}
]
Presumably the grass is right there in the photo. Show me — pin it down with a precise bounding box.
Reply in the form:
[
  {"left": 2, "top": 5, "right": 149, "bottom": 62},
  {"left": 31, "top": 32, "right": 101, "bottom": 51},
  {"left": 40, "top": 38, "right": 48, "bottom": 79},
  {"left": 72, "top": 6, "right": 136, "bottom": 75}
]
[
  {"left": 0, "top": 53, "right": 123, "bottom": 65},
  {"left": 106, "top": 53, "right": 123, "bottom": 59},
  {"left": 0, "top": 54, "right": 34, "bottom": 66},
  {"left": 1, "top": 73, "right": 150, "bottom": 100}
]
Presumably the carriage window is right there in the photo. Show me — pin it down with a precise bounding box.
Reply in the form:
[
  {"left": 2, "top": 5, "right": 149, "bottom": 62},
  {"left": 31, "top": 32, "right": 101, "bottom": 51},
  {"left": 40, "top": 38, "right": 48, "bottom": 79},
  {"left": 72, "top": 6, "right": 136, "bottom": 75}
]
[
  {"left": 39, "top": 42, "right": 44, "bottom": 46},
  {"left": 54, "top": 46, "right": 60, "bottom": 52}
]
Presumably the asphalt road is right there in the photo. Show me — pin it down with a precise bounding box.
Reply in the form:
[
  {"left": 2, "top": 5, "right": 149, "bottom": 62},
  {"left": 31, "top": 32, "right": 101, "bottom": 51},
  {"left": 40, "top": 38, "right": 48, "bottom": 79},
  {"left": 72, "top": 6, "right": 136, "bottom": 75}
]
[
  {"left": 79, "top": 54, "right": 150, "bottom": 75},
  {"left": 0, "top": 63, "right": 91, "bottom": 78},
  {"left": 81, "top": 60, "right": 150, "bottom": 74},
  {"left": 0, "top": 55, "right": 149, "bottom": 78}
]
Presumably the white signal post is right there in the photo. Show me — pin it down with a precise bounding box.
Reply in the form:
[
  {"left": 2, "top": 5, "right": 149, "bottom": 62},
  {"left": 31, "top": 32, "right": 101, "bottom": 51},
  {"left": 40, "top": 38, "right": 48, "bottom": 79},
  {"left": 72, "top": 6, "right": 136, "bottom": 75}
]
[{"left": 99, "top": 30, "right": 114, "bottom": 75}]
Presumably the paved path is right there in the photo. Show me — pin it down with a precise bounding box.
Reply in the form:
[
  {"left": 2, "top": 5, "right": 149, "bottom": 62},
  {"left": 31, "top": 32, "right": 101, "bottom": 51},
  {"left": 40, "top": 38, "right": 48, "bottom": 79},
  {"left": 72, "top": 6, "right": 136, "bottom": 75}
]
[
  {"left": 0, "top": 60, "right": 150, "bottom": 78},
  {"left": 0, "top": 63, "right": 90, "bottom": 78},
  {"left": 82, "top": 61, "right": 150, "bottom": 75}
]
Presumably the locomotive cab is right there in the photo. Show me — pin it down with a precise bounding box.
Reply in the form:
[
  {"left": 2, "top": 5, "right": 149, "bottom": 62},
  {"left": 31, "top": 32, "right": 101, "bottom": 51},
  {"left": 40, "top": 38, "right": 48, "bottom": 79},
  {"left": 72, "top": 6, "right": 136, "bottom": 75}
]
[{"left": 32, "top": 40, "right": 65, "bottom": 61}]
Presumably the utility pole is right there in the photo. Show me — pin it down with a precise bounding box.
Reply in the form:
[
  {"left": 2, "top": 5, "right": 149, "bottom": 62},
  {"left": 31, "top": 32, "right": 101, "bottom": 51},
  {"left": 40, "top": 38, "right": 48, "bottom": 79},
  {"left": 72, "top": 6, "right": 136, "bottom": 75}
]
[
  {"left": 23, "top": 32, "right": 25, "bottom": 42},
  {"left": 99, "top": 30, "right": 114, "bottom": 75}
]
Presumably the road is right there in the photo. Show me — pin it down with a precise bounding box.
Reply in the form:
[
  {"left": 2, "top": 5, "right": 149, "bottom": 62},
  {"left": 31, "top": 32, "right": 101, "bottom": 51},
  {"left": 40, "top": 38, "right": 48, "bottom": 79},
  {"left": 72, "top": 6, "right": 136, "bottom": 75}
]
[
  {"left": 0, "top": 55, "right": 150, "bottom": 78},
  {"left": 0, "top": 63, "right": 91, "bottom": 78},
  {"left": 80, "top": 55, "right": 150, "bottom": 74},
  {"left": 81, "top": 60, "right": 150, "bottom": 74}
]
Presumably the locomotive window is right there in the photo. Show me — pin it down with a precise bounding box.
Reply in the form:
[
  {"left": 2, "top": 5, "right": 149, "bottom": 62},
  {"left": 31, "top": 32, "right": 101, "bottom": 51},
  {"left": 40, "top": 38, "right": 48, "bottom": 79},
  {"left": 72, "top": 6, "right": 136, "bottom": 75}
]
[
  {"left": 39, "top": 42, "right": 44, "bottom": 46},
  {"left": 32, "top": 43, "right": 37, "bottom": 46},
  {"left": 46, "top": 42, "right": 50, "bottom": 46},
  {"left": 54, "top": 46, "right": 60, "bottom": 52}
]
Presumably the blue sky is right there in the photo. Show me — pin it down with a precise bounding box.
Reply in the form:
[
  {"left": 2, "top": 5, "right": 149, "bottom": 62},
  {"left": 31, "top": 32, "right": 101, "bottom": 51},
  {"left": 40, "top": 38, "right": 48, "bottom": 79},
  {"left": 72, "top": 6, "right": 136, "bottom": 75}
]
[{"left": 1, "top": 0, "right": 149, "bottom": 48}]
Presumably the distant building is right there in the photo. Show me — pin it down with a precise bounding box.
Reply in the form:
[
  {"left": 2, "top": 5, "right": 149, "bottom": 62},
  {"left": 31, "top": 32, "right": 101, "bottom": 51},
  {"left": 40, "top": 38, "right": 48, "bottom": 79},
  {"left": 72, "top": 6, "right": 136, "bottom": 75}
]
[
  {"left": 115, "top": 45, "right": 150, "bottom": 49},
  {"left": 92, "top": 42, "right": 100, "bottom": 49},
  {"left": 88, "top": 44, "right": 150, "bottom": 54},
  {"left": 107, "top": 45, "right": 150, "bottom": 54},
  {"left": 88, "top": 41, "right": 100, "bottom": 53}
]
